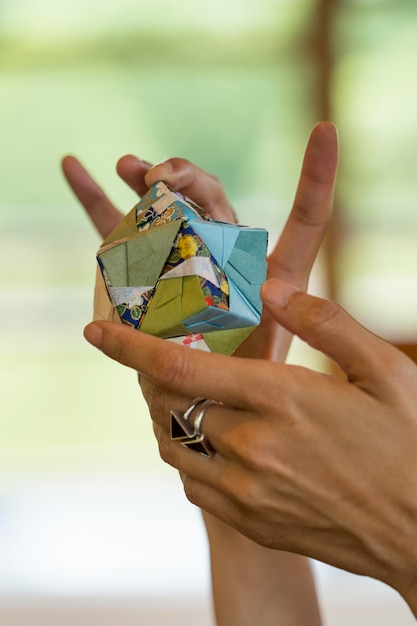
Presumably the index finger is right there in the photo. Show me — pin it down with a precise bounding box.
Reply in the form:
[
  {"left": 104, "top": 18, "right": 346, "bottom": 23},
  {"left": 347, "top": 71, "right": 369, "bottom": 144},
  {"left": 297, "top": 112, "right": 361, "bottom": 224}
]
[
  {"left": 268, "top": 121, "right": 338, "bottom": 287},
  {"left": 84, "top": 321, "right": 274, "bottom": 409},
  {"left": 61, "top": 155, "right": 123, "bottom": 239}
]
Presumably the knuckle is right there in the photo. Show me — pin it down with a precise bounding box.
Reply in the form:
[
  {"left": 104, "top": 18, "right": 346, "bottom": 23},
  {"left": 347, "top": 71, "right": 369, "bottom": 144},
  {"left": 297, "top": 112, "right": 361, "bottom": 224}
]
[
  {"left": 138, "top": 373, "right": 151, "bottom": 398},
  {"left": 231, "top": 422, "right": 273, "bottom": 473},
  {"left": 102, "top": 326, "right": 144, "bottom": 367},
  {"left": 143, "top": 382, "right": 168, "bottom": 425},
  {"left": 209, "top": 174, "right": 229, "bottom": 205},
  {"left": 150, "top": 344, "right": 190, "bottom": 390},
  {"left": 182, "top": 475, "right": 200, "bottom": 507},
  {"left": 291, "top": 200, "right": 330, "bottom": 228},
  {"left": 375, "top": 344, "right": 412, "bottom": 387},
  {"left": 152, "top": 422, "right": 164, "bottom": 445},
  {"left": 209, "top": 172, "right": 222, "bottom": 189},
  {"left": 302, "top": 297, "right": 342, "bottom": 330},
  {"left": 169, "top": 158, "right": 193, "bottom": 183},
  {"left": 231, "top": 474, "right": 264, "bottom": 512},
  {"left": 170, "top": 157, "right": 190, "bottom": 169},
  {"left": 101, "top": 330, "right": 125, "bottom": 363},
  {"left": 154, "top": 423, "right": 176, "bottom": 466},
  {"left": 157, "top": 435, "right": 171, "bottom": 464}
]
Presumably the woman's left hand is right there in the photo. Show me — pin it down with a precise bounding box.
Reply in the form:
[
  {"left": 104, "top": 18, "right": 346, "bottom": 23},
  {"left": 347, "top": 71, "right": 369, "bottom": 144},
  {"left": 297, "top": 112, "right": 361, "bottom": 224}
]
[
  {"left": 62, "top": 121, "right": 338, "bottom": 362},
  {"left": 70, "top": 123, "right": 337, "bottom": 624}
]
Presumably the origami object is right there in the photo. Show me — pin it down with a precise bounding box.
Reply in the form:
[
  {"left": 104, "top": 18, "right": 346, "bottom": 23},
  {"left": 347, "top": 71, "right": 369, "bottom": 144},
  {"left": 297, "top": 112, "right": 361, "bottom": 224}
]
[{"left": 94, "top": 181, "right": 268, "bottom": 355}]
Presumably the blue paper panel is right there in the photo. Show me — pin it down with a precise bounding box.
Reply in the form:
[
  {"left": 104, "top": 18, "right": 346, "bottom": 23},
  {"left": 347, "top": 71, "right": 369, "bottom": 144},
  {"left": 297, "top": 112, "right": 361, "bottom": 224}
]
[
  {"left": 189, "top": 220, "right": 240, "bottom": 267},
  {"left": 224, "top": 230, "right": 268, "bottom": 315},
  {"left": 184, "top": 280, "right": 259, "bottom": 332}
]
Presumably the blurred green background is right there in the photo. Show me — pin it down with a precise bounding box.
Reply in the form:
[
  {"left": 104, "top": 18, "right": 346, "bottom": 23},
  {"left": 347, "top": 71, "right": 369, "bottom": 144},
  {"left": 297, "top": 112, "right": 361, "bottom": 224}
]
[{"left": 1, "top": 0, "right": 417, "bottom": 473}]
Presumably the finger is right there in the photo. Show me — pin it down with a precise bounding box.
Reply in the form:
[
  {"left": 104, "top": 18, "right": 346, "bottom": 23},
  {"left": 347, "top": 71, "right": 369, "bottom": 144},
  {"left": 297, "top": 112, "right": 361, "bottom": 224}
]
[
  {"left": 182, "top": 475, "right": 269, "bottom": 547},
  {"left": 153, "top": 422, "right": 243, "bottom": 503},
  {"left": 261, "top": 279, "right": 401, "bottom": 386},
  {"left": 116, "top": 154, "right": 152, "bottom": 197},
  {"left": 139, "top": 374, "right": 193, "bottom": 430},
  {"left": 144, "top": 158, "right": 236, "bottom": 223},
  {"left": 235, "top": 123, "right": 337, "bottom": 362},
  {"left": 144, "top": 376, "right": 273, "bottom": 469},
  {"left": 182, "top": 477, "right": 246, "bottom": 534},
  {"left": 153, "top": 422, "right": 253, "bottom": 538},
  {"left": 150, "top": 380, "right": 315, "bottom": 472},
  {"left": 267, "top": 121, "right": 338, "bottom": 288},
  {"left": 61, "top": 155, "right": 123, "bottom": 239},
  {"left": 154, "top": 421, "right": 338, "bottom": 554},
  {"left": 84, "top": 321, "right": 273, "bottom": 408}
]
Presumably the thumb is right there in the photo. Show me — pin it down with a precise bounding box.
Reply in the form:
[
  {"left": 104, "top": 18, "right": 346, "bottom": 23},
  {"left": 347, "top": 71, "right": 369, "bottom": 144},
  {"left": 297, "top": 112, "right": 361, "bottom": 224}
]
[{"left": 261, "top": 279, "right": 395, "bottom": 385}]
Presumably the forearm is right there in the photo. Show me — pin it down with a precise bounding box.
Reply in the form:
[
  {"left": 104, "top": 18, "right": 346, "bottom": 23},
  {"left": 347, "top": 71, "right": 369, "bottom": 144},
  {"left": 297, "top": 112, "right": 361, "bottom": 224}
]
[
  {"left": 203, "top": 512, "right": 322, "bottom": 626},
  {"left": 403, "top": 582, "right": 417, "bottom": 619}
]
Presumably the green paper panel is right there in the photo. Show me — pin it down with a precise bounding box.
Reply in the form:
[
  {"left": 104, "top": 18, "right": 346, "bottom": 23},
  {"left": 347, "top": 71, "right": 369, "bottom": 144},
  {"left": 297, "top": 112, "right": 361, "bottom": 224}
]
[
  {"left": 101, "top": 207, "right": 138, "bottom": 247},
  {"left": 181, "top": 275, "right": 208, "bottom": 320},
  {"left": 203, "top": 326, "right": 254, "bottom": 356},
  {"left": 141, "top": 276, "right": 206, "bottom": 338},
  {"left": 141, "top": 278, "right": 187, "bottom": 337},
  {"left": 127, "top": 220, "right": 182, "bottom": 286},
  {"left": 99, "top": 242, "right": 128, "bottom": 287}
]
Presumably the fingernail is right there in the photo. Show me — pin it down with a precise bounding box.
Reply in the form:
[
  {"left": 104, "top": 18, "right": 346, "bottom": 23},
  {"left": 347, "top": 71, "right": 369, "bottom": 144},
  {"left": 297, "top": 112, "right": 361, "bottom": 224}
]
[
  {"left": 119, "top": 154, "right": 141, "bottom": 164},
  {"left": 153, "top": 159, "right": 174, "bottom": 173},
  {"left": 84, "top": 323, "right": 103, "bottom": 350},
  {"left": 261, "top": 280, "right": 300, "bottom": 308},
  {"left": 145, "top": 160, "right": 175, "bottom": 186}
]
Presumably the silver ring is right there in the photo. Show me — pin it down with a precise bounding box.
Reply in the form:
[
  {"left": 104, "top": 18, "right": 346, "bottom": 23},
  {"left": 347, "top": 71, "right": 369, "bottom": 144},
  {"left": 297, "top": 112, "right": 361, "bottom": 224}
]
[
  {"left": 183, "top": 397, "right": 207, "bottom": 423},
  {"left": 191, "top": 399, "right": 218, "bottom": 437},
  {"left": 170, "top": 397, "right": 206, "bottom": 441},
  {"left": 170, "top": 397, "right": 220, "bottom": 457}
]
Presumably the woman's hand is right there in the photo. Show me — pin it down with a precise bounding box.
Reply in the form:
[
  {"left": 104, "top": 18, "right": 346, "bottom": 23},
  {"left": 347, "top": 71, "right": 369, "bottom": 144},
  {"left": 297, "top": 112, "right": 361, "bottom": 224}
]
[
  {"left": 236, "top": 121, "right": 338, "bottom": 360},
  {"left": 62, "top": 121, "right": 338, "bottom": 362},
  {"left": 84, "top": 281, "right": 417, "bottom": 615},
  {"left": 61, "top": 153, "right": 236, "bottom": 238},
  {"left": 66, "top": 124, "right": 338, "bottom": 625}
]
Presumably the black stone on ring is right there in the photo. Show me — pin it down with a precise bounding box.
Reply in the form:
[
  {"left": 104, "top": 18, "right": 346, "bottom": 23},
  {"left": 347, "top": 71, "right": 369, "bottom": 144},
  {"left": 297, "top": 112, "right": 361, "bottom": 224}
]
[{"left": 170, "top": 397, "right": 219, "bottom": 457}]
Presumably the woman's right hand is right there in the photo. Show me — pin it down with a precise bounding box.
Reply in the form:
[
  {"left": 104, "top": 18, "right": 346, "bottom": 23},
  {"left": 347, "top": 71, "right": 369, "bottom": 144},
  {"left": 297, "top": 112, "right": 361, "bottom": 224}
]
[{"left": 84, "top": 280, "right": 417, "bottom": 616}]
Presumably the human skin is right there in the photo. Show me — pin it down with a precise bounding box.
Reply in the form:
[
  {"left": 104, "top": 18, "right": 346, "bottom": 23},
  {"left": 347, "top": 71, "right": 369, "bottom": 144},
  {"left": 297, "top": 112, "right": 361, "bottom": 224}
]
[
  {"left": 84, "top": 281, "right": 417, "bottom": 618},
  {"left": 63, "top": 121, "right": 338, "bottom": 625}
]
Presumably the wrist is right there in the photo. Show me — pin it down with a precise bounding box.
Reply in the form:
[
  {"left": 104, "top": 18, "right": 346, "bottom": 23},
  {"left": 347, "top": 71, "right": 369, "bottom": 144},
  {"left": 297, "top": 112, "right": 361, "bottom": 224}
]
[{"left": 202, "top": 512, "right": 322, "bottom": 626}]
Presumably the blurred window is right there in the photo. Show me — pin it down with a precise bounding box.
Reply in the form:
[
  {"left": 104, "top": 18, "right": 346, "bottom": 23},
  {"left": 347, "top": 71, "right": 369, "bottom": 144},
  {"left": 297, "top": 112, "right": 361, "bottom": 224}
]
[
  {"left": 0, "top": 0, "right": 315, "bottom": 472},
  {"left": 334, "top": 0, "right": 417, "bottom": 343}
]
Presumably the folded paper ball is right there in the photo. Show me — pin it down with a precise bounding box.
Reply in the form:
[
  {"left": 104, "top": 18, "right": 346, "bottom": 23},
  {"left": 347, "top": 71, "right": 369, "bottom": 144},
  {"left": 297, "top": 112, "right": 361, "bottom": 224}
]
[{"left": 94, "top": 181, "right": 268, "bottom": 355}]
